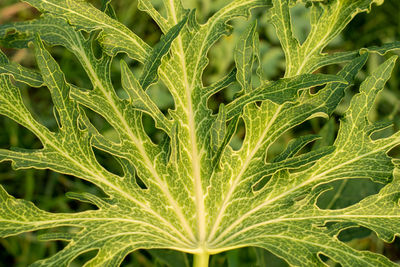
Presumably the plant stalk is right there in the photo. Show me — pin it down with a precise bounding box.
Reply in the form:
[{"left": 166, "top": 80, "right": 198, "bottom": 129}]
[{"left": 193, "top": 253, "right": 209, "bottom": 267}]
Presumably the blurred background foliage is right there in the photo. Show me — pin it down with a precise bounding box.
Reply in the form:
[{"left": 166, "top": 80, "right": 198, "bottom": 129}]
[{"left": 0, "top": 0, "right": 399, "bottom": 266}]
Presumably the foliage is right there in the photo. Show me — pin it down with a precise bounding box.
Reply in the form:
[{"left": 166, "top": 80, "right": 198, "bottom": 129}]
[{"left": 0, "top": 0, "right": 400, "bottom": 266}]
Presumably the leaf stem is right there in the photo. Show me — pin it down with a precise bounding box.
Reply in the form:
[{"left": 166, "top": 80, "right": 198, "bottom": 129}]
[{"left": 193, "top": 253, "right": 209, "bottom": 267}]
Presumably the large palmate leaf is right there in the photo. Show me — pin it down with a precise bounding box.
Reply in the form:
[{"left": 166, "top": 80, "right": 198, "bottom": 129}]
[{"left": 0, "top": 0, "right": 400, "bottom": 266}]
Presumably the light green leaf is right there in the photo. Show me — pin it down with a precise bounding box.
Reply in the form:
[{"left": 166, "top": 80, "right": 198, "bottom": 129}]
[
  {"left": 120, "top": 60, "right": 172, "bottom": 133},
  {"left": 24, "top": 0, "right": 151, "bottom": 62},
  {"left": 211, "top": 104, "right": 226, "bottom": 152},
  {"left": 268, "top": 0, "right": 385, "bottom": 76},
  {"left": 139, "top": 13, "right": 188, "bottom": 90},
  {"left": 235, "top": 21, "right": 258, "bottom": 92},
  {"left": 1, "top": 0, "right": 399, "bottom": 266},
  {"left": 273, "top": 134, "right": 321, "bottom": 162},
  {"left": 138, "top": 0, "right": 170, "bottom": 34},
  {"left": 0, "top": 51, "right": 43, "bottom": 87},
  {"left": 225, "top": 73, "right": 347, "bottom": 119}
]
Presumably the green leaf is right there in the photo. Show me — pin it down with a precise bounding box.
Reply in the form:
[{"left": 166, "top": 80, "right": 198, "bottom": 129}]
[
  {"left": 273, "top": 134, "right": 321, "bottom": 162},
  {"left": 1, "top": 0, "right": 400, "bottom": 266},
  {"left": 0, "top": 51, "right": 43, "bottom": 87},
  {"left": 120, "top": 60, "right": 172, "bottom": 132},
  {"left": 206, "top": 57, "right": 399, "bottom": 266},
  {"left": 234, "top": 21, "right": 258, "bottom": 93},
  {"left": 268, "top": 0, "right": 386, "bottom": 76},
  {"left": 139, "top": 13, "right": 188, "bottom": 90},
  {"left": 225, "top": 73, "right": 347, "bottom": 119},
  {"left": 24, "top": 0, "right": 151, "bottom": 62},
  {"left": 210, "top": 104, "right": 226, "bottom": 152},
  {"left": 138, "top": 0, "right": 170, "bottom": 34}
]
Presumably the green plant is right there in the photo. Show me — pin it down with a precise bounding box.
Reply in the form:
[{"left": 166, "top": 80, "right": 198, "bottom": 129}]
[{"left": 0, "top": 0, "right": 400, "bottom": 266}]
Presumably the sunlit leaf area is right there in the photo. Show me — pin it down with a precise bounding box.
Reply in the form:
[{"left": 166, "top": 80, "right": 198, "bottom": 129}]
[{"left": 0, "top": 0, "right": 400, "bottom": 266}]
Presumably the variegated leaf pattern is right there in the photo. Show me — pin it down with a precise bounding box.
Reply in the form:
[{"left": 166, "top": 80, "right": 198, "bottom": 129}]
[{"left": 0, "top": 0, "right": 399, "bottom": 266}]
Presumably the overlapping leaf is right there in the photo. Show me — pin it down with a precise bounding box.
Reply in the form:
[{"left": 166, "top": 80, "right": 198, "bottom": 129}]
[
  {"left": 268, "top": 0, "right": 387, "bottom": 76},
  {"left": 0, "top": 0, "right": 400, "bottom": 266}
]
